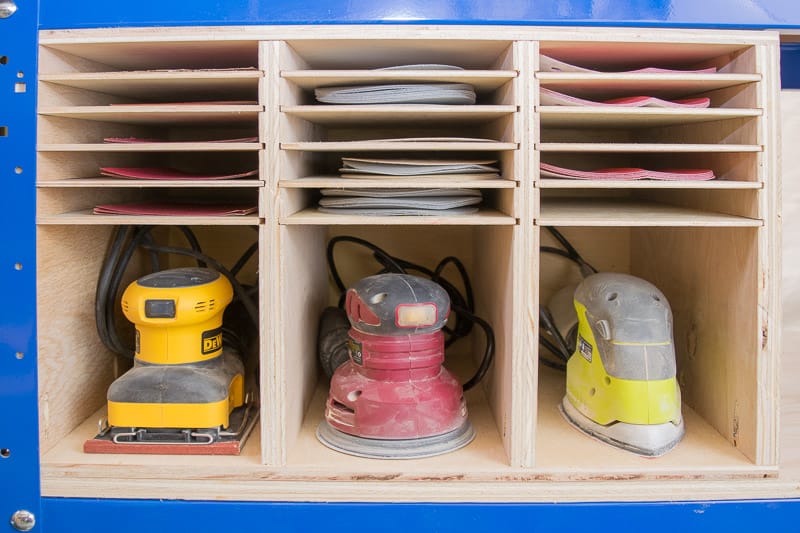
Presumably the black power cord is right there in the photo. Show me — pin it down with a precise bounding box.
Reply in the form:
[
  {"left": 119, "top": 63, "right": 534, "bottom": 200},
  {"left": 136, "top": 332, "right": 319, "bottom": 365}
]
[
  {"left": 323, "top": 235, "right": 494, "bottom": 392},
  {"left": 538, "top": 227, "right": 597, "bottom": 370}
]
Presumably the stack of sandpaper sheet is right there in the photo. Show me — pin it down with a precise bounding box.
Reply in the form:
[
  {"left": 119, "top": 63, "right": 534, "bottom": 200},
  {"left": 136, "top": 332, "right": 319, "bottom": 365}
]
[
  {"left": 339, "top": 157, "right": 500, "bottom": 180},
  {"left": 539, "top": 87, "right": 711, "bottom": 108},
  {"left": 318, "top": 188, "right": 482, "bottom": 216},
  {"left": 315, "top": 64, "right": 476, "bottom": 105},
  {"left": 315, "top": 83, "right": 476, "bottom": 104},
  {"left": 540, "top": 162, "right": 715, "bottom": 181}
]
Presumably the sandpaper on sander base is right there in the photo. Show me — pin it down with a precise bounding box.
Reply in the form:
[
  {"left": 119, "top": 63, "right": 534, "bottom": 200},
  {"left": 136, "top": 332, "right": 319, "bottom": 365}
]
[
  {"left": 83, "top": 406, "right": 258, "bottom": 456},
  {"left": 316, "top": 420, "right": 475, "bottom": 459}
]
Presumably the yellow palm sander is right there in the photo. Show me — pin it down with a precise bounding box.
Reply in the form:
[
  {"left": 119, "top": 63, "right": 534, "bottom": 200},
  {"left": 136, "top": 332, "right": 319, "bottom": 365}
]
[
  {"left": 85, "top": 267, "right": 252, "bottom": 454},
  {"left": 560, "top": 272, "right": 684, "bottom": 457}
]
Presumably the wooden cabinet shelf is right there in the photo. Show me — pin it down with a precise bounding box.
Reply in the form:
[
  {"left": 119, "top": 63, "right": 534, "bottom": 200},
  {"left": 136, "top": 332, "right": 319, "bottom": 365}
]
[
  {"left": 33, "top": 25, "right": 782, "bottom": 504},
  {"left": 538, "top": 198, "right": 762, "bottom": 226},
  {"left": 538, "top": 107, "right": 761, "bottom": 128}
]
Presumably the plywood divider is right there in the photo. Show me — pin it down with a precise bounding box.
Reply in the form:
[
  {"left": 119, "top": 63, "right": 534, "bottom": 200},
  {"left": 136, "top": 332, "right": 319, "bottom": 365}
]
[
  {"left": 260, "top": 40, "right": 282, "bottom": 465},
  {"left": 754, "top": 42, "right": 782, "bottom": 465},
  {"left": 36, "top": 226, "right": 123, "bottom": 453}
]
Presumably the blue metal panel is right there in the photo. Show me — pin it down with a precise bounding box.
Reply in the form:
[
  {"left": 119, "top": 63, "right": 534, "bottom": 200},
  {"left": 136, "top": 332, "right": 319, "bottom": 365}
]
[
  {"left": 40, "top": 497, "right": 800, "bottom": 533},
  {"left": 37, "top": 0, "right": 800, "bottom": 30},
  {"left": 782, "top": 43, "right": 800, "bottom": 88},
  {"left": 11, "top": 1, "right": 800, "bottom": 530},
  {"left": 0, "top": 0, "right": 41, "bottom": 530}
]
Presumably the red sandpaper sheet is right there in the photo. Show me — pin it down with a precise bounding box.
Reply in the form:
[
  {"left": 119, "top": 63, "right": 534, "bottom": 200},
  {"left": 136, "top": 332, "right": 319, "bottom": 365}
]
[
  {"left": 103, "top": 136, "right": 259, "bottom": 143},
  {"left": 93, "top": 202, "right": 258, "bottom": 216},
  {"left": 540, "top": 162, "right": 715, "bottom": 181},
  {"left": 540, "top": 87, "right": 711, "bottom": 108},
  {"left": 99, "top": 167, "right": 258, "bottom": 180}
]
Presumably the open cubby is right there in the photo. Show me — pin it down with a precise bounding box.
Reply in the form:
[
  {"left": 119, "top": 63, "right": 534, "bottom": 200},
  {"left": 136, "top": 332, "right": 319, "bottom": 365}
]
[{"left": 34, "top": 26, "right": 781, "bottom": 502}]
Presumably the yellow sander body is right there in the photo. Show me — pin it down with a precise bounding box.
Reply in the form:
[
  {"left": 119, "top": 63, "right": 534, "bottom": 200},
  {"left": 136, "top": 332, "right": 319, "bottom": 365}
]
[
  {"left": 106, "top": 268, "right": 245, "bottom": 434},
  {"left": 561, "top": 272, "right": 684, "bottom": 457}
]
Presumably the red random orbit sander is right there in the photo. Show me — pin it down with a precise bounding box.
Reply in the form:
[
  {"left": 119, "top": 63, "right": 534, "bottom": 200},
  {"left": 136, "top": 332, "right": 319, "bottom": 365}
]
[{"left": 316, "top": 273, "right": 475, "bottom": 459}]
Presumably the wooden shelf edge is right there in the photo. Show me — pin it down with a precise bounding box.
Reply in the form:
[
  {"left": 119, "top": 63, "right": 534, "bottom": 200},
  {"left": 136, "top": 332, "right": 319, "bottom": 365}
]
[
  {"left": 538, "top": 143, "right": 762, "bottom": 153},
  {"left": 281, "top": 142, "right": 518, "bottom": 152},
  {"left": 37, "top": 179, "right": 265, "bottom": 188},
  {"left": 537, "top": 199, "right": 763, "bottom": 227},
  {"left": 38, "top": 143, "right": 262, "bottom": 152},
  {"left": 37, "top": 211, "right": 262, "bottom": 226},
  {"left": 537, "top": 179, "right": 762, "bottom": 190},
  {"left": 40, "top": 475, "right": 792, "bottom": 503},
  {"left": 40, "top": 70, "right": 262, "bottom": 81},
  {"left": 279, "top": 208, "right": 517, "bottom": 225},
  {"left": 280, "top": 177, "right": 516, "bottom": 189}
]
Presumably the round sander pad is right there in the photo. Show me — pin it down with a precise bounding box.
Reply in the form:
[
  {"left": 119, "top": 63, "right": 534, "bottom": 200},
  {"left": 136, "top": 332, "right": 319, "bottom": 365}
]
[{"left": 316, "top": 420, "right": 475, "bottom": 459}]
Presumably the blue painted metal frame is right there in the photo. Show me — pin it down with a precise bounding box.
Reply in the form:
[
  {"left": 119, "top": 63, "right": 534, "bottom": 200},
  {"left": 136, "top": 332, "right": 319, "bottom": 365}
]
[
  {"left": 35, "top": 0, "right": 800, "bottom": 30},
  {"left": 0, "top": 0, "right": 41, "bottom": 531},
  {"left": 0, "top": 0, "right": 797, "bottom": 530},
  {"left": 36, "top": 498, "right": 800, "bottom": 532}
]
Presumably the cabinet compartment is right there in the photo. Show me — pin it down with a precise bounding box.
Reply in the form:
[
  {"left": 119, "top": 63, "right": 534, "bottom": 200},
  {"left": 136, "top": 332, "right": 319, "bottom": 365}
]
[
  {"left": 536, "top": 225, "right": 774, "bottom": 474},
  {"left": 36, "top": 225, "right": 262, "bottom": 454},
  {"left": 270, "top": 224, "right": 529, "bottom": 469}
]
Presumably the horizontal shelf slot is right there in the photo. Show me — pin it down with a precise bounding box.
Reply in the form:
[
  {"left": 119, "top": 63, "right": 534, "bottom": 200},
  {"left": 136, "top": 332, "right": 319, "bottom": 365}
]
[
  {"left": 40, "top": 40, "right": 260, "bottom": 71},
  {"left": 39, "top": 70, "right": 262, "bottom": 99},
  {"left": 280, "top": 208, "right": 515, "bottom": 225},
  {"left": 535, "top": 72, "right": 761, "bottom": 99},
  {"left": 538, "top": 179, "right": 762, "bottom": 190},
  {"left": 538, "top": 143, "right": 761, "bottom": 153},
  {"left": 37, "top": 142, "right": 262, "bottom": 152},
  {"left": 282, "top": 69, "right": 517, "bottom": 92},
  {"left": 282, "top": 141, "right": 517, "bottom": 152},
  {"left": 281, "top": 105, "right": 517, "bottom": 125},
  {"left": 539, "top": 107, "right": 761, "bottom": 128},
  {"left": 37, "top": 179, "right": 264, "bottom": 188},
  {"left": 38, "top": 105, "right": 262, "bottom": 125},
  {"left": 538, "top": 199, "right": 762, "bottom": 226},
  {"left": 37, "top": 211, "right": 261, "bottom": 225},
  {"left": 280, "top": 177, "right": 516, "bottom": 189}
]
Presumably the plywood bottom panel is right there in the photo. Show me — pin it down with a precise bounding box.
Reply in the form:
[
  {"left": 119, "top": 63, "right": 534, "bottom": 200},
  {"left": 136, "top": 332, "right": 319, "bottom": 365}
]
[{"left": 41, "top": 387, "right": 784, "bottom": 502}]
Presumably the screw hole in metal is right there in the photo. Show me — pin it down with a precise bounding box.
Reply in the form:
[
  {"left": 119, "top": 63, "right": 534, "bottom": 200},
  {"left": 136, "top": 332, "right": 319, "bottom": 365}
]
[
  {"left": 14, "top": 166, "right": 21, "bottom": 174},
  {"left": 607, "top": 292, "right": 618, "bottom": 301},
  {"left": 14, "top": 263, "right": 22, "bottom": 271},
  {"left": 0, "top": 448, "right": 10, "bottom": 458}
]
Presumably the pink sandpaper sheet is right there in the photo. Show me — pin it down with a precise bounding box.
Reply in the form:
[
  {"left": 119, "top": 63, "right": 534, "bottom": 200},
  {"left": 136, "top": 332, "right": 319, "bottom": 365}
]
[
  {"left": 539, "top": 54, "right": 718, "bottom": 74},
  {"left": 540, "top": 162, "right": 715, "bottom": 181},
  {"left": 99, "top": 167, "right": 258, "bottom": 180},
  {"left": 93, "top": 202, "right": 258, "bottom": 216},
  {"left": 540, "top": 87, "right": 711, "bottom": 108}
]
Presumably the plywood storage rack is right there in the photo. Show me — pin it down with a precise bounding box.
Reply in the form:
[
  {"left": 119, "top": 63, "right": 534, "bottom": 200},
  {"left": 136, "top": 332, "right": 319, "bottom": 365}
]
[{"left": 34, "top": 25, "right": 782, "bottom": 502}]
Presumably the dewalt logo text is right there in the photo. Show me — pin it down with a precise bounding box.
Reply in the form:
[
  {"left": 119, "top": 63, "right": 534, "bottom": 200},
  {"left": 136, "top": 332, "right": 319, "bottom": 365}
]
[{"left": 201, "top": 327, "right": 223, "bottom": 355}]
